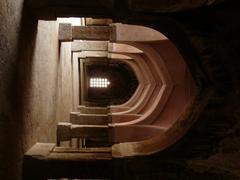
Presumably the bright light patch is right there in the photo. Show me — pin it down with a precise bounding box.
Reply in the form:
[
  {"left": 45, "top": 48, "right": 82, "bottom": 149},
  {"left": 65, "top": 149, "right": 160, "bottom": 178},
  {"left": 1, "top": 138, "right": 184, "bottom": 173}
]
[
  {"left": 90, "top": 78, "right": 110, "bottom": 88},
  {"left": 57, "top": 17, "right": 82, "bottom": 26}
]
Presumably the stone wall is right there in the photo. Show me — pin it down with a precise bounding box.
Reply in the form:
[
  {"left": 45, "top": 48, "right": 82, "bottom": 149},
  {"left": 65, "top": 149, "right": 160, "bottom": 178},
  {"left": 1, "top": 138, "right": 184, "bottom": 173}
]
[
  {"left": 0, "top": 0, "right": 24, "bottom": 179},
  {"left": 0, "top": 3, "right": 74, "bottom": 180},
  {"left": 17, "top": 18, "right": 60, "bottom": 145}
]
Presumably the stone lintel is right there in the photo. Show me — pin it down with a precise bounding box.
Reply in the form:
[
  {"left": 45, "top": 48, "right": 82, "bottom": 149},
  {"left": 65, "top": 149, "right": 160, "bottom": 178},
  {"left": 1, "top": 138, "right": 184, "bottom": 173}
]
[
  {"left": 70, "top": 112, "right": 110, "bottom": 125},
  {"left": 71, "top": 124, "right": 109, "bottom": 140},
  {"left": 72, "top": 26, "right": 110, "bottom": 40},
  {"left": 57, "top": 123, "right": 110, "bottom": 142}
]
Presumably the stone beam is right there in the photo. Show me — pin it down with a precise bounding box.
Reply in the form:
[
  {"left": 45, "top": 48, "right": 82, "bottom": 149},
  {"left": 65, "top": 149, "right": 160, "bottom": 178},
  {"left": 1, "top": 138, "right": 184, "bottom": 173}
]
[
  {"left": 57, "top": 122, "right": 110, "bottom": 145},
  {"left": 59, "top": 24, "right": 111, "bottom": 41},
  {"left": 59, "top": 23, "right": 169, "bottom": 42},
  {"left": 71, "top": 41, "right": 108, "bottom": 52},
  {"left": 72, "top": 26, "right": 110, "bottom": 40},
  {"left": 58, "top": 23, "right": 72, "bottom": 41},
  {"left": 70, "top": 112, "right": 110, "bottom": 125}
]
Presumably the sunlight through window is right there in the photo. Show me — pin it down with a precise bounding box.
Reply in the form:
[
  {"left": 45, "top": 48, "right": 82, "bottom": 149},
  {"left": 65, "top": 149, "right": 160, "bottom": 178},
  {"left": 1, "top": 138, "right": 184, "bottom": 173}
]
[{"left": 90, "top": 78, "right": 110, "bottom": 88}]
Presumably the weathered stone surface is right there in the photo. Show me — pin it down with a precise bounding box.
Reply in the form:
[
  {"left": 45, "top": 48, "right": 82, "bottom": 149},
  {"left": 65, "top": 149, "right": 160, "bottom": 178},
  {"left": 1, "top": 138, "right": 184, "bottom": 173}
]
[
  {"left": 0, "top": 3, "right": 67, "bottom": 180},
  {"left": 58, "top": 23, "right": 72, "bottom": 41},
  {"left": 71, "top": 124, "right": 109, "bottom": 141},
  {"left": 57, "top": 123, "right": 110, "bottom": 143},
  {"left": 0, "top": 1, "right": 24, "bottom": 179},
  {"left": 60, "top": 23, "right": 168, "bottom": 42},
  {"left": 72, "top": 26, "right": 110, "bottom": 40},
  {"left": 57, "top": 122, "right": 72, "bottom": 144}
]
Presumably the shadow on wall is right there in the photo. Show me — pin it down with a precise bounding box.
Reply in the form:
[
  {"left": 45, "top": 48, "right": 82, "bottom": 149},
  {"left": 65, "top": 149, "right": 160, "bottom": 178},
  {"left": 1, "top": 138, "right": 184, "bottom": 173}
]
[
  {"left": 1, "top": 3, "right": 62, "bottom": 180},
  {"left": 0, "top": 5, "right": 38, "bottom": 180}
]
